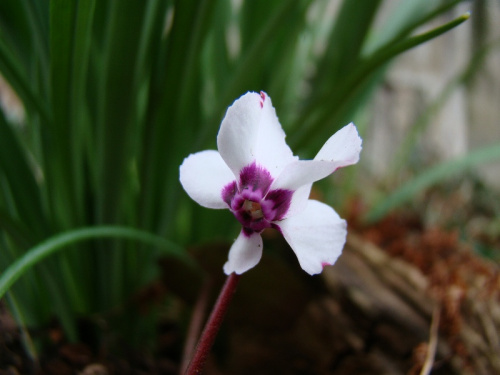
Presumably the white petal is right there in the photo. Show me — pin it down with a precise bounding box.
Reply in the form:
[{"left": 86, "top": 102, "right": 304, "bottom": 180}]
[
  {"left": 272, "top": 160, "right": 333, "bottom": 191},
  {"left": 278, "top": 200, "right": 347, "bottom": 275},
  {"left": 179, "top": 150, "right": 235, "bottom": 209},
  {"left": 217, "top": 91, "right": 296, "bottom": 179},
  {"left": 272, "top": 123, "right": 362, "bottom": 191},
  {"left": 253, "top": 92, "right": 297, "bottom": 177},
  {"left": 315, "top": 122, "right": 362, "bottom": 166},
  {"left": 285, "top": 183, "right": 312, "bottom": 218},
  {"left": 223, "top": 231, "right": 263, "bottom": 275}
]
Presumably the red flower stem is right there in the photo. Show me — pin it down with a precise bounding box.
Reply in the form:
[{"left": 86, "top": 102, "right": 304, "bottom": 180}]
[{"left": 184, "top": 273, "right": 241, "bottom": 375}]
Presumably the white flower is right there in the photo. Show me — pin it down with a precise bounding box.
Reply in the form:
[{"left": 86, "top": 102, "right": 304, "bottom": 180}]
[{"left": 179, "top": 92, "right": 362, "bottom": 275}]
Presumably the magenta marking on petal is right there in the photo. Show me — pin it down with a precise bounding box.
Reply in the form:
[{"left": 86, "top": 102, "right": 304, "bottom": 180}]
[
  {"left": 262, "top": 189, "right": 293, "bottom": 221},
  {"left": 230, "top": 195, "right": 244, "bottom": 211},
  {"left": 242, "top": 227, "right": 255, "bottom": 237},
  {"left": 222, "top": 181, "right": 238, "bottom": 207},
  {"left": 321, "top": 262, "right": 331, "bottom": 268},
  {"left": 259, "top": 91, "right": 266, "bottom": 108},
  {"left": 238, "top": 189, "right": 263, "bottom": 203},
  {"left": 239, "top": 162, "right": 273, "bottom": 195},
  {"left": 226, "top": 163, "right": 291, "bottom": 234}
]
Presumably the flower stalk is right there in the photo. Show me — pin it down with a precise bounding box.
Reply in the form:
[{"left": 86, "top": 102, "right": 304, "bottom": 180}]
[{"left": 184, "top": 273, "right": 241, "bottom": 375}]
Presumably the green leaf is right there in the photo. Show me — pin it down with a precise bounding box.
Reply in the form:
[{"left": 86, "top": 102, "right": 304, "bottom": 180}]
[
  {"left": 310, "top": 0, "right": 382, "bottom": 98},
  {"left": 5, "top": 292, "right": 38, "bottom": 361},
  {"left": 0, "top": 0, "right": 49, "bottom": 91},
  {"left": 0, "top": 226, "right": 194, "bottom": 299},
  {"left": 365, "top": 143, "right": 500, "bottom": 223},
  {"left": 217, "top": 0, "right": 305, "bottom": 115},
  {"left": 363, "top": 0, "right": 462, "bottom": 55},
  {"left": 68, "top": 0, "right": 96, "bottom": 223},
  {"left": 0, "top": 208, "right": 34, "bottom": 249},
  {"left": 139, "top": 0, "right": 216, "bottom": 235},
  {"left": 0, "top": 110, "right": 46, "bottom": 239},
  {"left": 0, "top": 38, "right": 50, "bottom": 123},
  {"left": 290, "top": 12, "right": 470, "bottom": 151},
  {"left": 46, "top": 0, "right": 79, "bottom": 228},
  {"left": 96, "top": 1, "right": 146, "bottom": 224},
  {"left": 389, "top": 37, "right": 500, "bottom": 177}
]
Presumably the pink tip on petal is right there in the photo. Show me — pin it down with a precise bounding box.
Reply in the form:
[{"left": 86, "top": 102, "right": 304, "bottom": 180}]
[
  {"left": 321, "top": 262, "right": 331, "bottom": 268},
  {"left": 259, "top": 91, "right": 266, "bottom": 108}
]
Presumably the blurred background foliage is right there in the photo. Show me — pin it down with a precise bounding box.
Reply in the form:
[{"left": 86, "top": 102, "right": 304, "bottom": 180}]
[{"left": 0, "top": 0, "right": 497, "bottom": 355}]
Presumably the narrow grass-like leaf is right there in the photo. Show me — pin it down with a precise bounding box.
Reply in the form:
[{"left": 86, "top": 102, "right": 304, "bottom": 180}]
[
  {"left": 217, "top": 0, "right": 304, "bottom": 116},
  {"left": 175, "top": 0, "right": 216, "bottom": 125},
  {"left": 309, "top": 0, "right": 382, "bottom": 99},
  {"left": 130, "top": 0, "right": 169, "bottom": 137},
  {"left": 0, "top": 38, "right": 50, "bottom": 123},
  {"left": 95, "top": 1, "right": 148, "bottom": 309},
  {"left": 0, "top": 110, "right": 46, "bottom": 238},
  {"left": 48, "top": 0, "right": 78, "bottom": 229},
  {"left": 69, "top": 0, "right": 95, "bottom": 224},
  {"left": 197, "top": 0, "right": 306, "bottom": 150},
  {"left": 47, "top": 0, "right": 92, "bottom": 316},
  {"left": 0, "top": 208, "right": 34, "bottom": 250},
  {"left": 126, "top": 0, "right": 171, "bottom": 290},
  {"left": 96, "top": 1, "right": 145, "bottom": 224},
  {"left": 256, "top": 2, "right": 308, "bottom": 110},
  {"left": 20, "top": 0, "right": 50, "bottom": 86},
  {"left": 140, "top": 0, "right": 214, "bottom": 236},
  {"left": 365, "top": 143, "right": 500, "bottom": 223},
  {"left": 0, "top": 226, "right": 193, "bottom": 300},
  {"left": 204, "top": 0, "right": 231, "bottom": 103},
  {"left": 364, "top": 0, "right": 462, "bottom": 54},
  {"left": 41, "top": 265, "right": 79, "bottom": 340},
  {"left": 390, "top": 38, "right": 500, "bottom": 177},
  {"left": 0, "top": 0, "right": 49, "bottom": 96},
  {"left": 5, "top": 292, "right": 38, "bottom": 361},
  {"left": 291, "top": 12, "right": 470, "bottom": 151},
  {"left": 0, "top": 1, "right": 33, "bottom": 64}
]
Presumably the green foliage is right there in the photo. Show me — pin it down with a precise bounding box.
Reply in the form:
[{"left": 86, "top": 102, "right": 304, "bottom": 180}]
[
  {"left": 0, "top": 226, "right": 193, "bottom": 300},
  {"left": 366, "top": 143, "right": 500, "bottom": 223},
  {"left": 0, "top": 0, "right": 470, "bottom": 347}
]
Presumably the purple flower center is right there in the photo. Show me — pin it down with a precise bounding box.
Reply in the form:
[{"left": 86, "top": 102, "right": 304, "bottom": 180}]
[{"left": 222, "top": 162, "right": 293, "bottom": 235}]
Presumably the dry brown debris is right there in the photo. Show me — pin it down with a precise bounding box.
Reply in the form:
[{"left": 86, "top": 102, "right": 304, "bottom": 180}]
[{"left": 357, "top": 213, "right": 500, "bottom": 374}]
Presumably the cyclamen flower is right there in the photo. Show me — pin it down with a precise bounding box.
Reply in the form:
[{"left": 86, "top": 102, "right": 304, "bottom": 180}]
[{"left": 180, "top": 92, "right": 362, "bottom": 275}]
